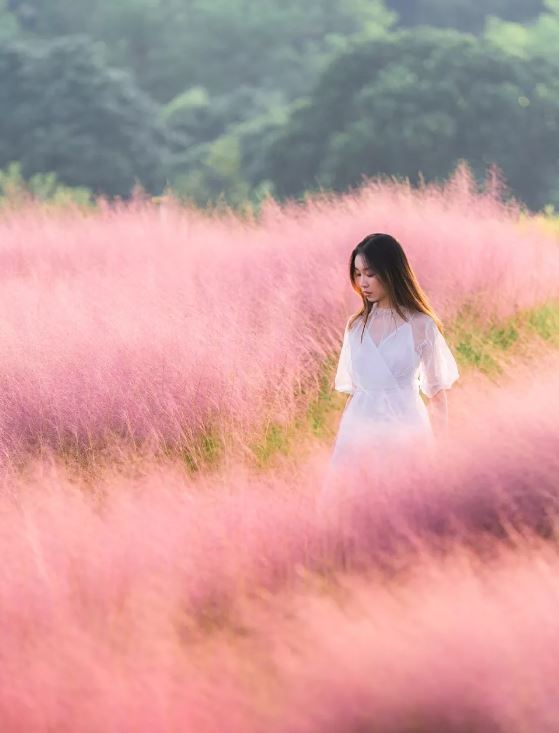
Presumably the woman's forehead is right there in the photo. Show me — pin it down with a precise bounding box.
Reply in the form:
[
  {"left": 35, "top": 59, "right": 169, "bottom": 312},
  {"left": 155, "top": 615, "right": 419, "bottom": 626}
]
[{"left": 354, "top": 254, "right": 374, "bottom": 269}]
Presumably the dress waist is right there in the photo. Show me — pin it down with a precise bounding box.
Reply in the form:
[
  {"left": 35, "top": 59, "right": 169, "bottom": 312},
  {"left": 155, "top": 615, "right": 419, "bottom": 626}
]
[{"left": 355, "top": 383, "right": 418, "bottom": 394}]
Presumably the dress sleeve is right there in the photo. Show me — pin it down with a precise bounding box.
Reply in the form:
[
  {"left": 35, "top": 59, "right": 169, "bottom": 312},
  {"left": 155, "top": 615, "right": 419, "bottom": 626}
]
[
  {"left": 418, "top": 318, "right": 460, "bottom": 398},
  {"left": 334, "top": 321, "right": 355, "bottom": 395}
]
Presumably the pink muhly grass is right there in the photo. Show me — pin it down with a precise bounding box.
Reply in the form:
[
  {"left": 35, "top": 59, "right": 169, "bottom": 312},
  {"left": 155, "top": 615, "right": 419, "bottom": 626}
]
[
  {"left": 0, "top": 355, "right": 558, "bottom": 730},
  {"left": 0, "top": 166, "right": 557, "bottom": 463},
  {"left": 2, "top": 348, "right": 556, "bottom": 639},
  {"left": 1, "top": 438, "right": 559, "bottom": 730},
  {"left": 256, "top": 542, "right": 559, "bottom": 733}
]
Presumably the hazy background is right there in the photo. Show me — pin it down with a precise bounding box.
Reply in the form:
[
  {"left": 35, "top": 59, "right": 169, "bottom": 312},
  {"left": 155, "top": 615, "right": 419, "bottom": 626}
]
[{"left": 1, "top": 0, "right": 558, "bottom": 211}]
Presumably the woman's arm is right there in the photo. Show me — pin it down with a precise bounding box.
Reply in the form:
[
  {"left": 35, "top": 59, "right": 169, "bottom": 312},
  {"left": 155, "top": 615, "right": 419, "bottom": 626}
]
[
  {"left": 427, "top": 388, "right": 449, "bottom": 436},
  {"left": 417, "top": 318, "right": 460, "bottom": 431}
]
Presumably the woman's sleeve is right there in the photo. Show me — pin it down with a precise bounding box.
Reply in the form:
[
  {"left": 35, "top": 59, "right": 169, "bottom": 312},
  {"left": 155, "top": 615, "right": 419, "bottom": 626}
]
[
  {"left": 418, "top": 318, "right": 460, "bottom": 398},
  {"left": 334, "top": 322, "right": 355, "bottom": 395}
]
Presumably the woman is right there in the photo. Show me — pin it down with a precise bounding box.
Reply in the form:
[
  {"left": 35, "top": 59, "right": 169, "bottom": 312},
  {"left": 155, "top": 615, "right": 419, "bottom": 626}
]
[{"left": 328, "top": 232, "right": 460, "bottom": 473}]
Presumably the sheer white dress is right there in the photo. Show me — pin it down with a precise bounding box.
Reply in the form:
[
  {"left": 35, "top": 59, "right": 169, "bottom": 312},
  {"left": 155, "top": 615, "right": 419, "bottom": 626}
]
[{"left": 328, "top": 302, "right": 460, "bottom": 470}]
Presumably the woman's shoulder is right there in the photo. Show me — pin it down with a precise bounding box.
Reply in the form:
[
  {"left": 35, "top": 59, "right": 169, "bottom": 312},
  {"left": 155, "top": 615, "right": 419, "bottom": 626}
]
[
  {"left": 406, "top": 309, "right": 438, "bottom": 347},
  {"left": 406, "top": 308, "right": 436, "bottom": 326},
  {"left": 346, "top": 312, "right": 365, "bottom": 330}
]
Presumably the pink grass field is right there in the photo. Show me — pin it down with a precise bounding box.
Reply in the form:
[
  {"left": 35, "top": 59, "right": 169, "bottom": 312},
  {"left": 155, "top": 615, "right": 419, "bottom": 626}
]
[
  {"left": 0, "top": 165, "right": 557, "bottom": 463},
  {"left": 0, "top": 168, "right": 559, "bottom": 731},
  {"left": 1, "top": 356, "right": 559, "bottom": 731}
]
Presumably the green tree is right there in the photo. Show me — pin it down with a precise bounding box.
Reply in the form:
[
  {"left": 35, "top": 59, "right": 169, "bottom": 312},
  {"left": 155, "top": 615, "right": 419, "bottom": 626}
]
[
  {"left": 387, "top": 0, "right": 544, "bottom": 31},
  {"left": 0, "top": 0, "right": 19, "bottom": 40},
  {"left": 0, "top": 161, "right": 93, "bottom": 208},
  {"left": 7, "top": 0, "right": 395, "bottom": 103},
  {"left": 0, "top": 35, "right": 174, "bottom": 196},
  {"left": 265, "top": 28, "right": 559, "bottom": 210},
  {"left": 2, "top": 0, "right": 395, "bottom": 205},
  {"left": 164, "top": 88, "right": 290, "bottom": 206},
  {"left": 485, "top": 0, "right": 559, "bottom": 60}
]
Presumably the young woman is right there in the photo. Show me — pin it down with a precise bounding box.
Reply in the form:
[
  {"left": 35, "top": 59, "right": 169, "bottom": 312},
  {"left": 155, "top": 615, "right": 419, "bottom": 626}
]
[{"left": 329, "top": 232, "right": 460, "bottom": 471}]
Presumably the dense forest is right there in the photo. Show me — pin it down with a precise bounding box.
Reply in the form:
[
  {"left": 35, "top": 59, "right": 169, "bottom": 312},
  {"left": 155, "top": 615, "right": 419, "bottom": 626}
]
[{"left": 1, "top": 0, "right": 557, "bottom": 209}]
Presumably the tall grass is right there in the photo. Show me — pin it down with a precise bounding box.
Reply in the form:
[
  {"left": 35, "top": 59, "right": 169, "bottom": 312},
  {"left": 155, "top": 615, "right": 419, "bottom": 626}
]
[
  {"left": 0, "top": 354, "right": 558, "bottom": 730},
  {"left": 1, "top": 169, "right": 558, "bottom": 731},
  {"left": 0, "top": 165, "right": 557, "bottom": 468}
]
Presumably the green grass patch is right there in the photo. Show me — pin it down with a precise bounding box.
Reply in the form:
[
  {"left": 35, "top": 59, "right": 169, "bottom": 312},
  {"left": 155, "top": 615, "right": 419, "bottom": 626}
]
[
  {"left": 303, "top": 354, "right": 341, "bottom": 439},
  {"left": 449, "top": 300, "right": 558, "bottom": 377},
  {"left": 250, "top": 420, "right": 292, "bottom": 468},
  {"left": 454, "top": 334, "right": 501, "bottom": 375},
  {"left": 526, "top": 301, "right": 559, "bottom": 344},
  {"left": 246, "top": 354, "right": 345, "bottom": 468},
  {"left": 163, "top": 423, "right": 226, "bottom": 475}
]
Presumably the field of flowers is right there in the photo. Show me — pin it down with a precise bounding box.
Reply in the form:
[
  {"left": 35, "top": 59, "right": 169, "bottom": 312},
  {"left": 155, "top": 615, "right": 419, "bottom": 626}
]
[{"left": 0, "top": 166, "right": 558, "bottom": 731}]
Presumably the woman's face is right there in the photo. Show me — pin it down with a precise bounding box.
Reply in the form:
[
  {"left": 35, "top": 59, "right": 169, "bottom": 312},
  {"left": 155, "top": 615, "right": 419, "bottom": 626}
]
[{"left": 353, "top": 253, "right": 388, "bottom": 304}]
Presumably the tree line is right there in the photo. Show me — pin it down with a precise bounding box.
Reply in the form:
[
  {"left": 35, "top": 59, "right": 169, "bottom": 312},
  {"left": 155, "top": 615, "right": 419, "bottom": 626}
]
[{"left": 0, "top": 0, "right": 557, "bottom": 210}]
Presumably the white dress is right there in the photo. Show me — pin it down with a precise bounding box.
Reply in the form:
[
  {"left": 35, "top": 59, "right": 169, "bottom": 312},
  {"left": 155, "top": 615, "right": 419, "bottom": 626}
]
[{"left": 328, "top": 302, "right": 460, "bottom": 470}]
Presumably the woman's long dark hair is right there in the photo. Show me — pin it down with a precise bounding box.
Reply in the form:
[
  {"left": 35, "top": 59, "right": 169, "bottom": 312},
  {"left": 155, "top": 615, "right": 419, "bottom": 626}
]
[{"left": 348, "top": 233, "right": 444, "bottom": 341}]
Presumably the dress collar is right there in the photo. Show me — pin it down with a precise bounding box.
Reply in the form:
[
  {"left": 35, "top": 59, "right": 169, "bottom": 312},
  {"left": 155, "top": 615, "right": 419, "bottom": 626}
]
[{"left": 371, "top": 301, "right": 398, "bottom": 315}]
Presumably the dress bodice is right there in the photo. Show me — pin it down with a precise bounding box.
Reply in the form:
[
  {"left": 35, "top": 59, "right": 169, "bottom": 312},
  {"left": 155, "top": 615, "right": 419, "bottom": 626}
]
[{"left": 335, "top": 305, "right": 459, "bottom": 399}]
